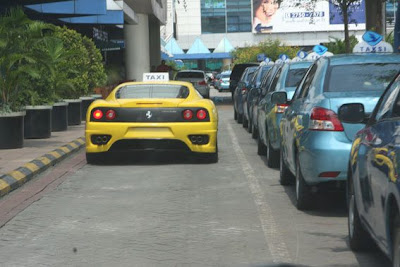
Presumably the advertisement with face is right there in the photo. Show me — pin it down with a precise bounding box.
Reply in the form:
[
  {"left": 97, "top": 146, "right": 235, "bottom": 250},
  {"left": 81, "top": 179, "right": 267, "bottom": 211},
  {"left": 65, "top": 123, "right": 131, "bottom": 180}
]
[{"left": 252, "top": 0, "right": 365, "bottom": 34}]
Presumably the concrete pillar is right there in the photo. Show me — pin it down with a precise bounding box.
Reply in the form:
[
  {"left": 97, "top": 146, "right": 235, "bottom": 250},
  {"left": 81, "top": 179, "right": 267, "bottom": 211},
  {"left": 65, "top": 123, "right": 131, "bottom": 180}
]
[
  {"left": 124, "top": 13, "right": 150, "bottom": 81},
  {"left": 223, "top": 58, "right": 232, "bottom": 70},
  {"left": 149, "top": 16, "right": 161, "bottom": 70}
]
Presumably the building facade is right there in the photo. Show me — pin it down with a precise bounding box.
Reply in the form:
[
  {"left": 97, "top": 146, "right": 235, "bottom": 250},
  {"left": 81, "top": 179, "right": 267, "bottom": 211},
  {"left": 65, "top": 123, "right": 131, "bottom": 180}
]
[{"left": 162, "top": 0, "right": 367, "bottom": 52}]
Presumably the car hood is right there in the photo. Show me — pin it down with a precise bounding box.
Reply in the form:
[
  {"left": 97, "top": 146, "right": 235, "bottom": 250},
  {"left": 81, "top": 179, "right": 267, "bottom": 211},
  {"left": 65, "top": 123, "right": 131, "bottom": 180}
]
[{"left": 326, "top": 91, "right": 382, "bottom": 141}]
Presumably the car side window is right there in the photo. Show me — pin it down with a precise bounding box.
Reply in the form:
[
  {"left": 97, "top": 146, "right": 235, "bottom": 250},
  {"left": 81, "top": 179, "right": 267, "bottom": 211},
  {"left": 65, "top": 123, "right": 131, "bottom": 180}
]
[
  {"left": 299, "top": 64, "right": 318, "bottom": 99},
  {"left": 374, "top": 77, "right": 400, "bottom": 121},
  {"left": 269, "top": 68, "right": 282, "bottom": 93},
  {"left": 261, "top": 69, "right": 273, "bottom": 95},
  {"left": 292, "top": 64, "right": 313, "bottom": 101}
]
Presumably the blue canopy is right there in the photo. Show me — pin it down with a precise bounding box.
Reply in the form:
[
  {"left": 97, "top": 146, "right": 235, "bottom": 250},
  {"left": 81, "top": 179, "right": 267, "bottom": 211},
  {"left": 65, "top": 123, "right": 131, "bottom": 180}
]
[
  {"left": 165, "top": 37, "right": 184, "bottom": 55},
  {"left": 187, "top": 38, "right": 211, "bottom": 54}
]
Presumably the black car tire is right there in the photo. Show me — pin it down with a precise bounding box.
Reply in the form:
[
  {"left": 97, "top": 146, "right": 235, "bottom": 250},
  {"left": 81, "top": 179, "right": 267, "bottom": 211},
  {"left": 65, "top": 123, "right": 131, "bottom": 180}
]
[
  {"left": 279, "top": 148, "right": 294, "bottom": 185},
  {"left": 295, "top": 155, "right": 312, "bottom": 210},
  {"left": 347, "top": 174, "right": 374, "bottom": 251},
  {"left": 252, "top": 124, "right": 258, "bottom": 139},
  {"left": 234, "top": 109, "right": 238, "bottom": 121},
  {"left": 243, "top": 116, "right": 248, "bottom": 128},
  {"left": 238, "top": 113, "right": 243, "bottom": 124},
  {"left": 86, "top": 153, "right": 106, "bottom": 165},
  {"left": 247, "top": 120, "right": 253, "bottom": 133},
  {"left": 392, "top": 216, "right": 400, "bottom": 266},
  {"left": 257, "top": 134, "right": 267, "bottom": 155},
  {"left": 266, "top": 135, "right": 279, "bottom": 168}
]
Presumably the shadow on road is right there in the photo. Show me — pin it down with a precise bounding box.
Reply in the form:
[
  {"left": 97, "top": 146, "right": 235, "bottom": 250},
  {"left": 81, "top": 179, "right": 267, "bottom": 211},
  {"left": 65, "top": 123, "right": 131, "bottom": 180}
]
[{"left": 91, "top": 151, "right": 216, "bottom": 166}]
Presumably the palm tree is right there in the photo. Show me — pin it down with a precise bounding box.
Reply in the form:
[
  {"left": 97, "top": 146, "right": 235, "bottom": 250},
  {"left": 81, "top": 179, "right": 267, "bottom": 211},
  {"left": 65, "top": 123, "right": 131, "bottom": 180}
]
[{"left": 0, "top": 7, "right": 52, "bottom": 112}]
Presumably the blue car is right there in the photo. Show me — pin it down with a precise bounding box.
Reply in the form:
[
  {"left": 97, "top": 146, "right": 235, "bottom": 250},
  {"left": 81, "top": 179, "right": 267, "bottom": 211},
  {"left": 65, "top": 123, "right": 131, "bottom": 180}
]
[
  {"left": 257, "top": 61, "right": 312, "bottom": 167},
  {"left": 251, "top": 64, "right": 282, "bottom": 138},
  {"left": 277, "top": 54, "right": 400, "bottom": 210},
  {"left": 217, "top": 71, "right": 231, "bottom": 91},
  {"left": 341, "top": 73, "right": 400, "bottom": 265},
  {"left": 243, "top": 65, "right": 272, "bottom": 129},
  {"left": 234, "top": 66, "right": 258, "bottom": 124}
]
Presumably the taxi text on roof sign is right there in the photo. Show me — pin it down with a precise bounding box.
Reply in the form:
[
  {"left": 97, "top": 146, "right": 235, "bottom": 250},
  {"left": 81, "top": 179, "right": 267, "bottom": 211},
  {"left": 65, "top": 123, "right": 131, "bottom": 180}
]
[{"left": 143, "top": 72, "right": 169, "bottom": 82}]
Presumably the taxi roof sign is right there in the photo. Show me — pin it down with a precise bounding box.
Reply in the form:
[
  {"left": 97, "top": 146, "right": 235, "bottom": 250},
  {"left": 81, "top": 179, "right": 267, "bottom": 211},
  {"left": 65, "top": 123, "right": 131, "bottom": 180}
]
[
  {"left": 143, "top": 72, "right": 169, "bottom": 82},
  {"left": 353, "top": 31, "right": 393, "bottom": 53}
]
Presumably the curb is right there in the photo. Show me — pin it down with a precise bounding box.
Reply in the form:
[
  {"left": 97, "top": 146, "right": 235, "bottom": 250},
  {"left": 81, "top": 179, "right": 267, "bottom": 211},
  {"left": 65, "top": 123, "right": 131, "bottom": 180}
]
[{"left": 0, "top": 137, "right": 86, "bottom": 198}]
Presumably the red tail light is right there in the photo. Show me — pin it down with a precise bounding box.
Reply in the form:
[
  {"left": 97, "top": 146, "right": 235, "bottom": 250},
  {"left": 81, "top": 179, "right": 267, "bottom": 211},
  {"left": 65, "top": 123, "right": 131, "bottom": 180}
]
[
  {"left": 183, "top": 109, "right": 193, "bottom": 120},
  {"left": 198, "top": 80, "right": 207, "bottom": 86},
  {"left": 197, "top": 109, "right": 207, "bottom": 120},
  {"left": 275, "top": 104, "right": 289, "bottom": 114},
  {"left": 310, "top": 107, "right": 344, "bottom": 131},
  {"left": 106, "top": 110, "right": 116, "bottom": 120},
  {"left": 93, "top": 109, "right": 103, "bottom": 120}
]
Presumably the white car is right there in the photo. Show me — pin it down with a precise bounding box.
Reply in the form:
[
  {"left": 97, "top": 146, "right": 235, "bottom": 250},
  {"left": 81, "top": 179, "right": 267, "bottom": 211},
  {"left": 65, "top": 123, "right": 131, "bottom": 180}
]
[{"left": 175, "top": 70, "right": 210, "bottom": 98}]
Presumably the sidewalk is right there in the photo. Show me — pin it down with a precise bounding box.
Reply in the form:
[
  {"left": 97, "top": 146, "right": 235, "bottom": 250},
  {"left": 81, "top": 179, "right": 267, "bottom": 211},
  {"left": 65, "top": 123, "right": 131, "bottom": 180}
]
[{"left": 0, "top": 124, "right": 86, "bottom": 196}]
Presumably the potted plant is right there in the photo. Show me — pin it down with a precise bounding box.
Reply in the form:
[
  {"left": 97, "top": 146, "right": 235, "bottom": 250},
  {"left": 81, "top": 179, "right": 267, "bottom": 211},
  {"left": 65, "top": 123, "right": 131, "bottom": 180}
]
[{"left": 0, "top": 8, "right": 47, "bottom": 147}]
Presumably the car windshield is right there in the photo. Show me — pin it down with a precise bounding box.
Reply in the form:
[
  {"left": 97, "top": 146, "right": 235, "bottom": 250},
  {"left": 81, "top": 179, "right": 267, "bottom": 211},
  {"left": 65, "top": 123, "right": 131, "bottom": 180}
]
[
  {"left": 326, "top": 63, "right": 400, "bottom": 92},
  {"left": 221, "top": 74, "right": 230, "bottom": 79},
  {"left": 285, "top": 68, "right": 309, "bottom": 87},
  {"left": 176, "top": 72, "right": 204, "bottom": 79},
  {"left": 116, "top": 84, "right": 189, "bottom": 99}
]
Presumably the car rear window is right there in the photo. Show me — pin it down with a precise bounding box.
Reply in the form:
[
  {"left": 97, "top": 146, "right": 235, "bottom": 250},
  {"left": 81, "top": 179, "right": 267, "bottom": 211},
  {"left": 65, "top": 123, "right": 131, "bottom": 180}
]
[
  {"left": 176, "top": 72, "right": 204, "bottom": 79},
  {"left": 221, "top": 74, "right": 230, "bottom": 78},
  {"left": 326, "top": 63, "right": 400, "bottom": 92},
  {"left": 116, "top": 84, "right": 189, "bottom": 99},
  {"left": 285, "top": 68, "right": 309, "bottom": 88}
]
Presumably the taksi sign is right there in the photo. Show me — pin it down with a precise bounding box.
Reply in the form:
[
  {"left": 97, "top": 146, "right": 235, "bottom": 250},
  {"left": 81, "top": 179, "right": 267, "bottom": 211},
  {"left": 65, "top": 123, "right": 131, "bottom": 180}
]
[
  {"left": 143, "top": 73, "right": 169, "bottom": 82},
  {"left": 353, "top": 31, "right": 393, "bottom": 53},
  {"left": 306, "top": 45, "right": 333, "bottom": 61}
]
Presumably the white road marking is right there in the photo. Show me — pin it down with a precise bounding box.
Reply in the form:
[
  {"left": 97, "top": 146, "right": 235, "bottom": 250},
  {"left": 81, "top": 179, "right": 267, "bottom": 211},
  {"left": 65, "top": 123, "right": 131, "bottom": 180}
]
[{"left": 227, "top": 123, "right": 292, "bottom": 264}]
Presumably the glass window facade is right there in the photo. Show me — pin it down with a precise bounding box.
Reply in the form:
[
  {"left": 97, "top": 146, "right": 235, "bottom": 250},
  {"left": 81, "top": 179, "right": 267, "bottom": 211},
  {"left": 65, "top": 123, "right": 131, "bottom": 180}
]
[
  {"left": 201, "top": 0, "right": 251, "bottom": 34},
  {"left": 201, "top": 0, "right": 226, "bottom": 34},
  {"left": 226, "top": 0, "right": 252, "bottom": 33}
]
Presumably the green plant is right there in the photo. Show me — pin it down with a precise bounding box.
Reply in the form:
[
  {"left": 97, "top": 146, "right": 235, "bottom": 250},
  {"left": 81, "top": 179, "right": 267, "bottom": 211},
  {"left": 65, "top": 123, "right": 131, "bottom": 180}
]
[
  {"left": 82, "top": 36, "right": 107, "bottom": 90},
  {"left": 324, "top": 35, "right": 359, "bottom": 54},
  {"left": 230, "top": 39, "right": 298, "bottom": 64},
  {"left": 0, "top": 7, "right": 51, "bottom": 113}
]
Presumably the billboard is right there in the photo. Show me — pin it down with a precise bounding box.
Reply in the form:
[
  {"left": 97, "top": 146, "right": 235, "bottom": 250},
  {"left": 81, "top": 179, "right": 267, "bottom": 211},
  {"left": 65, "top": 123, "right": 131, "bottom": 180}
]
[{"left": 252, "top": 0, "right": 365, "bottom": 34}]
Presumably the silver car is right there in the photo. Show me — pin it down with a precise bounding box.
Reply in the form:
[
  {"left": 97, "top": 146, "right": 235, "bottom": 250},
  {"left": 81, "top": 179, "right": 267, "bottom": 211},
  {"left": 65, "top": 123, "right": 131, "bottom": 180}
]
[{"left": 175, "top": 70, "right": 210, "bottom": 98}]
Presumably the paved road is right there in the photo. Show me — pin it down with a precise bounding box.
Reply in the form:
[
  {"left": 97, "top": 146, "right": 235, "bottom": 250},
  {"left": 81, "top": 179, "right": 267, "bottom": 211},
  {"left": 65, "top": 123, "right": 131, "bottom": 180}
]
[{"left": 0, "top": 89, "right": 391, "bottom": 266}]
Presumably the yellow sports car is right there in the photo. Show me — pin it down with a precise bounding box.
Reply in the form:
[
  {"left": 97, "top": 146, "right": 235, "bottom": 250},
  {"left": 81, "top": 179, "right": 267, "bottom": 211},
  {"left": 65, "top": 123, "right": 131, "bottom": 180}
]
[{"left": 85, "top": 80, "right": 218, "bottom": 164}]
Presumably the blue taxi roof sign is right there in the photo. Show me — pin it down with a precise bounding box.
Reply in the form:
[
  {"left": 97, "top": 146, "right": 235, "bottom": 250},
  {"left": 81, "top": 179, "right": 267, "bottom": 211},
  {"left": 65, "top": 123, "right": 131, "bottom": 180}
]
[{"left": 353, "top": 31, "right": 393, "bottom": 53}]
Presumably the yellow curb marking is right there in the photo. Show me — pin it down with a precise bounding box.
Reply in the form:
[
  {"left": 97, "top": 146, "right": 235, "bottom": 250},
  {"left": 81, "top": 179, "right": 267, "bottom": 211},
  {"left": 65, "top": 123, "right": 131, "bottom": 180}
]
[
  {"left": 60, "top": 147, "right": 70, "bottom": 153},
  {"left": 8, "top": 171, "right": 26, "bottom": 185},
  {"left": 69, "top": 142, "right": 78, "bottom": 149},
  {"left": 0, "top": 179, "right": 10, "bottom": 196},
  {"left": 49, "top": 151, "right": 61, "bottom": 159},
  {"left": 23, "top": 163, "right": 40, "bottom": 173},
  {"left": 37, "top": 157, "right": 51, "bottom": 165}
]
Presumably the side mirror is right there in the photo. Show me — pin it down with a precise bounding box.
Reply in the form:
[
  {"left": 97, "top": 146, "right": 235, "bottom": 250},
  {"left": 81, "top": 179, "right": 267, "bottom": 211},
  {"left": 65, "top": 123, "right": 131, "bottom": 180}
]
[
  {"left": 338, "top": 103, "right": 365, "bottom": 123},
  {"left": 271, "top": 91, "right": 288, "bottom": 105}
]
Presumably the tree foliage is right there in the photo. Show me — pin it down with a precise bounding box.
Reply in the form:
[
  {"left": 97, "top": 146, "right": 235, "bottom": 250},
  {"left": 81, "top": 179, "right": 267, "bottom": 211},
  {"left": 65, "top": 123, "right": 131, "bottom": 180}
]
[{"left": 230, "top": 39, "right": 298, "bottom": 64}]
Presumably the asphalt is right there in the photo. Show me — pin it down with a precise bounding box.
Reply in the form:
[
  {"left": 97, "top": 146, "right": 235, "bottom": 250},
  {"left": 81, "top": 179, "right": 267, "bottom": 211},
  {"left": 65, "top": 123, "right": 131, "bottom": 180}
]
[
  {"left": 0, "top": 124, "right": 85, "bottom": 197},
  {"left": 0, "top": 87, "right": 230, "bottom": 199}
]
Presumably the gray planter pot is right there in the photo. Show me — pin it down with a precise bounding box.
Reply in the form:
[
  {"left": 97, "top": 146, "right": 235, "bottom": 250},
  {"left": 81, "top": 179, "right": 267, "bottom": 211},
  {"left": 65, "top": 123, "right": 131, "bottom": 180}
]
[
  {"left": 24, "top": 105, "right": 52, "bottom": 139},
  {"left": 80, "top": 96, "right": 95, "bottom": 121},
  {"left": 0, "top": 112, "right": 26, "bottom": 149},
  {"left": 64, "top": 99, "right": 82, "bottom": 126},
  {"left": 52, "top": 102, "right": 68, "bottom": 132}
]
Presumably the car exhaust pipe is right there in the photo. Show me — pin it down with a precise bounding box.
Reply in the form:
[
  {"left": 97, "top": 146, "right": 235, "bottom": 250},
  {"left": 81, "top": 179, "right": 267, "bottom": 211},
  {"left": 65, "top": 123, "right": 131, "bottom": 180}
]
[
  {"left": 190, "top": 136, "right": 198, "bottom": 144},
  {"left": 96, "top": 136, "right": 103, "bottom": 144},
  {"left": 102, "top": 136, "right": 108, "bottom": 144},
  {"left": 197, "top": 136, "right": 203, "bottom": 143}
]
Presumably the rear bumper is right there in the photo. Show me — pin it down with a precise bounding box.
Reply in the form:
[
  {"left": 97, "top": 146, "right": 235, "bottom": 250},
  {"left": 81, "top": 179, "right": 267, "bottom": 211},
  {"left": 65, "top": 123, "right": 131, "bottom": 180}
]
[
  {"left": 86, "top": 121, "right": 218, "bottom": 154},
  {"left": 299, "top": 132, "right": 351, "bottom": 185}
]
